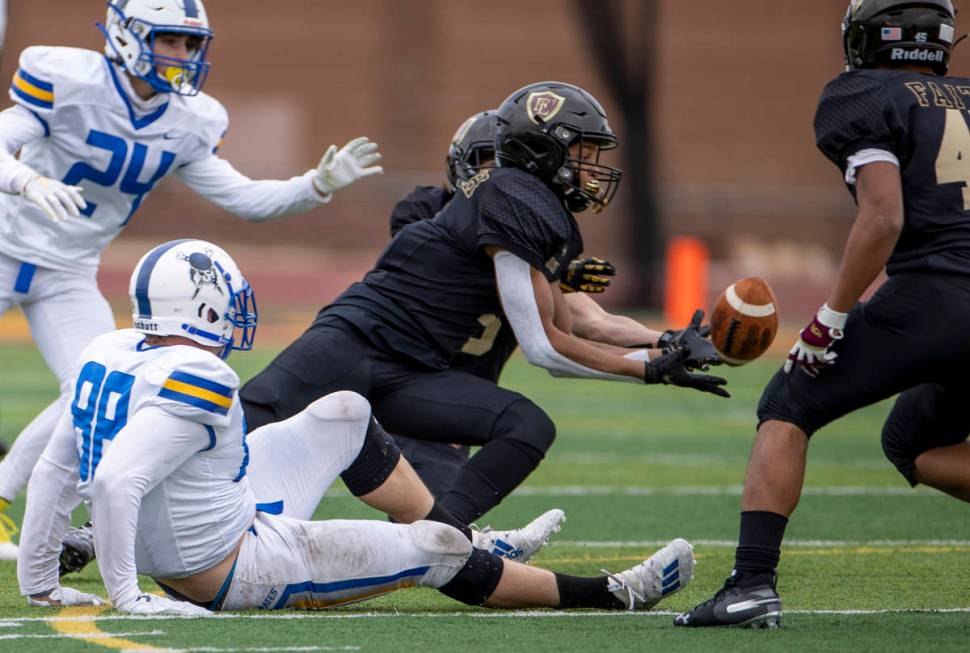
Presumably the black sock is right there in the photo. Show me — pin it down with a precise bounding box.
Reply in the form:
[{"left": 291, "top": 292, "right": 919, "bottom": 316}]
[
  {"left": 440, "top": 440, "right": 543, "bottom": 524},
  {"left": 555, "top": 574, "right": 626, "bottom": 610},
  {"left": 423, "top": 501, "right": 472, "bottom": 541},
  {"left": 734, "top": 510, "right": 788, "bottom": 582}
]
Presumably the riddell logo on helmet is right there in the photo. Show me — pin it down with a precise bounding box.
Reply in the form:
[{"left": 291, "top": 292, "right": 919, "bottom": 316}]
[{"left": 890, "top": 48, "right": 944, "bottom": 63}]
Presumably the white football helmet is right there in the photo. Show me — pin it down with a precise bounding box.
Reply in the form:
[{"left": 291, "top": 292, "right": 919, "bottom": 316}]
[
  {"left": 99, "top": 0, "right": 213, "bottom": 96},
  {"left": 129, "top": 239, "right": 257, "bottom": 358}
]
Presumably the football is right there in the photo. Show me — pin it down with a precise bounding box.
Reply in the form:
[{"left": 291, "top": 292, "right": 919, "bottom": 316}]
[{"left": 709, "top": 277, "right": 778, "bottom": 366}]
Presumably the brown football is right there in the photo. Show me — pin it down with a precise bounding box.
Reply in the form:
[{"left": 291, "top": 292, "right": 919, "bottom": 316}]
[{"left": 710, "top": 277, "right": 779, "bottom": 366}]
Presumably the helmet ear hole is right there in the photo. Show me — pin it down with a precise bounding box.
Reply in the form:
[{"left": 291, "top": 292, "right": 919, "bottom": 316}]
[{"left": 207, "top": 307, "right": 219, "bottom": 324}]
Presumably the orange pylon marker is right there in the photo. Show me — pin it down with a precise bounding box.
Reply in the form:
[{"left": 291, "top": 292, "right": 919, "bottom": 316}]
[{"left": 664, "top": 237, "right": 709, "bottom": 328}]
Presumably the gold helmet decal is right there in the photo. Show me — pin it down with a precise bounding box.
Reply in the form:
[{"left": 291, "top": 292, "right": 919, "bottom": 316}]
[{"left": 527, "top": 91, "right": 566, "bottom": 125}]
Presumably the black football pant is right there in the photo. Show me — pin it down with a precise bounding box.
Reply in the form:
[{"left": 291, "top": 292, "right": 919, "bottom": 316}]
[
  {"left": 757, "top": 272, "right": 970, "bottom": 483},
  {"left": 240, "top": 317, "right": 555, "bottom": 523}
]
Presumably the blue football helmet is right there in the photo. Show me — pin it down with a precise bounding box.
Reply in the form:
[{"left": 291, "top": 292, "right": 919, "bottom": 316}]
[{"left": 99, "top": 0, "right": 213, "bottom": 96}]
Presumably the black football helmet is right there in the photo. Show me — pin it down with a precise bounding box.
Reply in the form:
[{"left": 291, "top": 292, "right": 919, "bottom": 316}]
[
  {"left": 495, "top": 81, "right": 622, "bottom": 213},
  {"left": 446, "top": 110, "right": 498, "bottom": 189},
  {"left": 843, "top": 0, "right": 956, "bottom": 75}
]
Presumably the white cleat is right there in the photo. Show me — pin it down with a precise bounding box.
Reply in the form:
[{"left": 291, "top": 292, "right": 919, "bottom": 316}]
[
  {"left": 604, "top": 538, "right": 695, "bottom": 610},
  {"left": 0, "top": 512, "right": 19, "bottom": 561},
  {"left": 473, "top": 508, "right": 565, "bottom": 563}
]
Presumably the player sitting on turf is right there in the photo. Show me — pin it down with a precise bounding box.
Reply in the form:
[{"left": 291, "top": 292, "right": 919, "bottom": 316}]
[
  {"left": 16, "top": 239, "right": 694, "bottom": 616},
  {"left": 239, "top": 81, "right": 727, "bottom": 534},
  {"left": 0, "top": 0, "right": 383, "bottom": 561},
  {"left": 391, "top": 110, "right": 701, "bottom": 516},
  {"left": 676, "top": 0, "right": 970, "bottom": 629}
]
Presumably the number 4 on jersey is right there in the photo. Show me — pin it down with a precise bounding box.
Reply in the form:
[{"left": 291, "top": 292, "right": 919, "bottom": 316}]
[{"left": 935, "top": 108, "right": 970, "bottom": 210}]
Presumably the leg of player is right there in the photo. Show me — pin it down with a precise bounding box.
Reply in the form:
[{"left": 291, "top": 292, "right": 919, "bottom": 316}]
[
  {"left": 245, "top": 392, "right": 561, "bottom": 560},
  {"left": 913, "top": 444, "right": 970, "bottom": 501}
]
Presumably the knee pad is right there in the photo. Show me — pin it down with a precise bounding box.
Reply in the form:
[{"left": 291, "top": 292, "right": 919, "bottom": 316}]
[
  {"left": 340, "top": 417, "right": 402, "bottom": 496},
  {"left": 494, "top": 400, "right": 556, "bottom": 460},
  {"left": 437, "top": 547, "right": 505, "bottom": 605},
  {"left": 881, "top": 413, "right": 921, "bottom": 486},
  {"left": 305, "top": 390, "right": 371, "bottom": 424},
  {"left": 407, "top": 520, "right": 474, "bottom": 588}
]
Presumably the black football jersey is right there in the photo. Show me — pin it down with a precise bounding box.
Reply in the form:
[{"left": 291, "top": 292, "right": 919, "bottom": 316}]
[
  {"left": 389, "top": 185, "right": 452, "bottom": 237},
  {"left": 324, "top": 167, "right": 583, "bottom": 369},
  {"left": 815, "top": 69, "right": 970, "bottom": 276}
]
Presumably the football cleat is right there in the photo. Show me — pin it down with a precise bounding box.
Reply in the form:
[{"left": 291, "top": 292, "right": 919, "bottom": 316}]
[
  {"left": 604, "top": 538, "right": 695, "bottom": 610},
  {"left": 472, "top": 508, "right": 565, "bottom": 562},
  {"left": 0, "top": 511, "right": 19, "bottom": 561},
  {"left": 59, "top": 522, "right": 96, "bottom": 577},
  {"left": 673, "top": 571, "right": 781, "bottom": 628}
]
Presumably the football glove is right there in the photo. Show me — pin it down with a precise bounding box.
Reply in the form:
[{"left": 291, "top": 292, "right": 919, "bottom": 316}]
[
  {"left": 21, "top": 175, "right": 87, "bottom": 223},
  {"left": 657, "top": 308, "right": 720, "bottom": 370},
  {"left": 784, "top": 303, "right": 847, "bottom": 376},
  {"left": 117, "top": 592, "right": 213, "bottom": 617},
  {"left": 559, "top": 257, "right": 616, "bottom": 293},
  {"left": 27, "top": 586, "right": 104, "bottom": 608},
  {"left": 644, "top": 347, "right": 730, "bottom": 398},
  {"left": 312, "top": 137, "right": 384, "bottom": 195}
]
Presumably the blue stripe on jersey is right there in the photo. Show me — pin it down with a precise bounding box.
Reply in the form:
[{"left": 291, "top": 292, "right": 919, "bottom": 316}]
[
  {"left": 14, "top": 263, "right": 36, "bottom": 293},
  {"left": 255, "top": 500, "right": 284, "bottom": 515},
  {"left": 17, "top": 68, "right": 52, "bottom": 92},
  {"left": 273, "top": 566, "right": 431, "bottom": 610},
  {"left": 134, "top": 239, "right": 191, "bottom": 317},
  {"left": 10, "top": 84, "right": 52, "bottom": 110},
  {"left": 168, "top": 371, "right": 233, "bottom": 398},
  {"left": 184, "top": 0, "right": 201, "bottom": 18},
  {"left": 198, "top": 424, "right": 217, "bottom": 452},
  {"left": 104, "top": 57, "right": 169, "bottom": 130},
  {"left": 28, "top": 110, "right": 50, "bottom": 137},
  {"left": 158, "top": 387, "right": 229, "bottom": 415}
]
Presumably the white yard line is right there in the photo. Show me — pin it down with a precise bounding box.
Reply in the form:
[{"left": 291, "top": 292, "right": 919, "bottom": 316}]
[
  {"left": 0, "top": 629, "right": 165, "bottom": 640},
  {"left": 323, "top": 485, "right": 939, "bottom": 498},
  {"left": 8, "top": 608, "right": 970, "bottom": 624},
  {"left": 554, "top": 539, "right": 970, "bottom": 548}
]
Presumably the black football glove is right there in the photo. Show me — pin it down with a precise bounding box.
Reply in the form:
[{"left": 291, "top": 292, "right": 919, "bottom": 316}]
[
  {"left": 643, "top": 347, "right": 730, "bottom": 398},
  {"left": 657, "top": 309, "right": 721, "bottom": 370},
  {"left": 559, "top": 257, "right": 616, "bottom": 294}
]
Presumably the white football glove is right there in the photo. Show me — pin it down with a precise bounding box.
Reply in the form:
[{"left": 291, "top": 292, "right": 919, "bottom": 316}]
[
  {"left": 116, "top": 592, "right": 213, "bottom": 617},
  {"left": 784, "top": 303, "right": 848, "bottom": 376},
  {"left": 27, "top": 586, "right": 105, "bottom": 608},
  {"left": 21, "top": 175, "right": 87, "bottom": 223},
  {"left": 312, "top": 136, "right": 383, "bottom": 195}
]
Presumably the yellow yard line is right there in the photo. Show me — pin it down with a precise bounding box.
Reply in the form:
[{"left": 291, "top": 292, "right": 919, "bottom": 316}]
[{"left": 51, "top": 605, "right": 164, "bottom": 651}]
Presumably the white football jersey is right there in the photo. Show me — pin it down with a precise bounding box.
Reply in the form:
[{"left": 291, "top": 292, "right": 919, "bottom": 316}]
[
  {"left": 70, "top": 329, "right": 254, "bottom": 578},
  {"left": 2, "top": 46, "right": 226, "bottom": 272}
]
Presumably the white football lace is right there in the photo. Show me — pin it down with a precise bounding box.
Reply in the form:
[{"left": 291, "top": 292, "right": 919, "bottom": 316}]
[{"left": 601, "top": 568, "right": 644, "bottom": 611}]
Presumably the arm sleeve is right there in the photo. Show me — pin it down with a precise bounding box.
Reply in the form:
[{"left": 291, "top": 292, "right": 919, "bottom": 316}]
[
  {"left": 814, "top": 73, "right": 902, "bottom": 172},
  {"left": 0, "top": 104, "right": 47, "bottom": 194},
  {"left": 17, "top": 409, "right": 82, "bottom": 597},
  {"left": 175, "top": 154, "right": 329, "bottom": 222},
  {"left": 494, "top": 250, "right": 640, "bottom": 383},
  {"left": 844, "top": 148, "right": 900, "bottom": 185},
  {"left": 478, "top": 174, "right": 571, "bottom": 280},
  {"left": 91, "top": 406, "right": 210, "bottom": 609}
]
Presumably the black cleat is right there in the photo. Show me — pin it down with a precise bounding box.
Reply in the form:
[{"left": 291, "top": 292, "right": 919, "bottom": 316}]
[
  {"left": 59, "top": 521, "right": 95, "bottom": 577},
  {"left": 673, "top": 572, "right": 781, "bottom": 629}
]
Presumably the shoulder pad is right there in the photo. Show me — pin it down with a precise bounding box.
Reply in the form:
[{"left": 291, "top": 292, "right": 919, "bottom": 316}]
[
  {"left": 389, "top": 186, "right": 450, "bottom": 236},
  {"left": 148, "top": 347, "right": 239, "bottom": 426},
  {"left": 814, "top": 71, "right": 899, "bottom": 168},
  {"left": 482, "top": 169, "right": 571, "bottom": 239},
  {"left": 175, "top": 91, "right": 229, "bottom": 154}
]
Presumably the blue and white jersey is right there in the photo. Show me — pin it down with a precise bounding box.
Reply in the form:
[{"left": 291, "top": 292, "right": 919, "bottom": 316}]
[
  {"left": 2, "top": 46, "right": 226, "bottom": 272},
  {"left": 70, "top": 328, "right": 254, "bottom": 578}
]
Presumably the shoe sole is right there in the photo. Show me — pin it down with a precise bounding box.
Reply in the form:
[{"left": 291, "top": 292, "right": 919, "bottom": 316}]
[
  {"left": 741, "top": 610, "right": 781, "bottom": 629},
  {"left": 519, "top": 509, "right": 566, "bottom": 563}
]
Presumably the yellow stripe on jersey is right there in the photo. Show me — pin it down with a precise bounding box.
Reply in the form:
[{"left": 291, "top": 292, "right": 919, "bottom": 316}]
[
  {"left": 161, "top": 379, "right": 233, "bottom": 410},
  {"left": 12, "top": 71, "right": 54, "bottom": 103}
]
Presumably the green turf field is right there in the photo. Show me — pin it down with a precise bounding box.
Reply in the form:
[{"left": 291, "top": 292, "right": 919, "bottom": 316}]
[{"left": 0, "top": 343, "right": 968, "bottom": 652}]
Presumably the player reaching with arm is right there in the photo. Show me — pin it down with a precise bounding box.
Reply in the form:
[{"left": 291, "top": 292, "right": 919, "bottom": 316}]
[
  {"left": 239, "top": 82, "right": 726, "bottom": 532},
  {"left": 17, "top": 239, "right": 695, "bottom": 616},
  {"left": 0, "top": 0, "right": 383, "bottom": 560},
  {"left": 389, "top": 109, "right": 702, "bottom": 514},
  {"left": 676, "top": 0, "right": 970, "bottom": 629}
]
